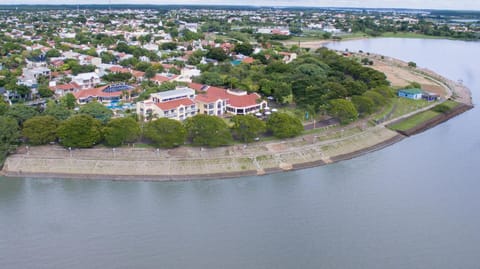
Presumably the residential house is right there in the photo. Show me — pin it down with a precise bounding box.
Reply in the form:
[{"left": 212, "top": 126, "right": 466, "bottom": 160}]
[
  {"left": 72, "top": 72, "right": 101, "bottom": 89},
  {"left": 151, "top": 73, "right": 179, "bottom": 85},
  {"left": 74, "top": 84, "right": 134, "bottom": 104},
  {"left": 136, "top": 87, "right": 197, "bottom": 121},
  {"left": 17, "top": 66, "right": 51, "bottom": 88},
  {"left": 49, "top": 82, "right": 81, "bottom": 96},
  {"left": 189, "top": 83, "right": 268, "bottom": 116},
  {"left": 279, "top": 52, "right": 297, "bottom": 64}
]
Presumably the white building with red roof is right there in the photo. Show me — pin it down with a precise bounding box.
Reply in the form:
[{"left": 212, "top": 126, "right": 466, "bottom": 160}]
[
  {"left": 189, "top": 83, "right": 268, "bottom": 116},
  {"left": 151, "top": 73, "right": 179, "bottom": 85},
  {"left": 49, "top": 82, "right": 81, "bottom": 96},
  {"left": 136, "top": 87, "right": 197, "bottom": 121}
]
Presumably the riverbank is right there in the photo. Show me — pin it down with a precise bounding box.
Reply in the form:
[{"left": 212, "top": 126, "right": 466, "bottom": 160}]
[
  {"left": 0, "top": 53, "right": 473, "bottom": 181},
  {"left": 1, "top": 126, "right": 404, "bottom": 181}
]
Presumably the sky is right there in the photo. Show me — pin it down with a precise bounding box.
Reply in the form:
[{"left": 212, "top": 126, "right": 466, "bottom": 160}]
[{"left": 1, "top": 0, "right": 480, "bottom": 11}]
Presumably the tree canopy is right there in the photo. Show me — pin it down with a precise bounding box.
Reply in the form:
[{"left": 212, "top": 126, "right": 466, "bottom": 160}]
[
  {"left": 103, "top": 117, "right": 141, "bottom": 147},
  {"left": 57, "top": 115, "right": 102, "bottom": 148},
  {"left": 144, "top": 118, "right": 186, "bottom": 148},
  {"left": 327, "top": 99, "right": 358, "bottom": 124},
  {"left": 231, "top": 115, "right": 266, "bottom": 143},
  {"left": 0, "top": 116, "right": 19, "bottom": 162},
  {"left": 78, "top": 101, "right": 114, "bottom": 124},
  {"left": 22, "top": 116, "right": 59, "bottom": 145},
  {"left": 184, "top": 114, "right": 232, "bottom": 147},
  {"left": 266, "top": 113, "right": 303, "bottom": 138}
]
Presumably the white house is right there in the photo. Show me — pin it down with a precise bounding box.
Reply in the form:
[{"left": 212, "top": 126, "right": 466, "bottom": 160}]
[
  {"left": 72, "top": 72, "right": 100, "bottom": 89},
  {"left": 136, "top": 87, "right": 197, "bottom": 121}
]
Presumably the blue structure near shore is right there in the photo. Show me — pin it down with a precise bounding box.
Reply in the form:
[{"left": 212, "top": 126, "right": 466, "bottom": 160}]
[{"left": 398, "top": 88, "right": 423, "bottom": 100}]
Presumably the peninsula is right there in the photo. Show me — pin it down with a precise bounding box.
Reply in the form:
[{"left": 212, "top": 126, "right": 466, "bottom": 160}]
[
  {"left": 0, "top": 6, "right": 475, "bottom": 181},
  {"left": 2, "top": 54, "right": 472, "bottom": 180}
]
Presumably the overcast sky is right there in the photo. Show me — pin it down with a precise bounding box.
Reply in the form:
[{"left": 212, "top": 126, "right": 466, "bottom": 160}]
[{"left": 2, "top": 0, "right": 480, "bottom": 11}]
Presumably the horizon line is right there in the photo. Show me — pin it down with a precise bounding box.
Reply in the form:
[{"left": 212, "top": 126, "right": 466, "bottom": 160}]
[{"left": 0, "top": 4, "right": 479, "bottom": 12}]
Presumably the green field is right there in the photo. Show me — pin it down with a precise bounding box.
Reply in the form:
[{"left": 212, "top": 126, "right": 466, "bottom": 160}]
[
  {"left": 373, "top": 97, "right": 432, "bottom": 123},
  {"left": 439, "top": 100, "right": 460, "bottom": 109},
  {"left": 380, "top": 32, "right": 446, "bottom": 39},
  {"left": 388, "top": 110, "right": 440, "bottom": 131}
]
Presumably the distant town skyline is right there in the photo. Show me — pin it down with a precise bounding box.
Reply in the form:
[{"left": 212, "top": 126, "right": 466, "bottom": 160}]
[{"left": 1, "top": 0, "right": 480, "bottom": 11}]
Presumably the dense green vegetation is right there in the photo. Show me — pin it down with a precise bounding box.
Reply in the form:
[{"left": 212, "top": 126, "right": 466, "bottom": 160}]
[
  {"left": 196, "top": 47, "right": 391, "bottom": 118},
  {"left": 2, "top": 5, "right": 472, "bottom": 167}
]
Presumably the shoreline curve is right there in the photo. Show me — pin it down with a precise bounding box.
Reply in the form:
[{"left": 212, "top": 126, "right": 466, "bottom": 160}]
[{"left": 0, "top": 54, "right": 473, "bottom": 182}]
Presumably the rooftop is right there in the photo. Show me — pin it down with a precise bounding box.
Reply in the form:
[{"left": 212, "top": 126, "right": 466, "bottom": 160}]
[{"left": 151, "top": 87, "right": 195, "bottom": 101}]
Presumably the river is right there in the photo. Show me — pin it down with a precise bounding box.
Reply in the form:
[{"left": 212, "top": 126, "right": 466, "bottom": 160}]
[{"left": 1, "top": 38, "right": 479, "bottom": 268}]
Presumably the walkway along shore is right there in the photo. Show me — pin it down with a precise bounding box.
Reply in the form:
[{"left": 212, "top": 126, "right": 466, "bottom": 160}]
[{"left": 1, "top": 56, "right": 473, "bottom": 181}]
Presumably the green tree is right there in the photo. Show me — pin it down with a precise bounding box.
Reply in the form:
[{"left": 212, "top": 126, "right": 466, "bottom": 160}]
[
  {"left": 144, "top": 67, "right": 156, "bottom": 80},
  {"left": 363, "top": 90, "right": 386, "bottom": 108},
  {"left": 45, "top": 49, "right": 61, "bottom": 58},
  {"left": 408, "top": 61, "right": 417, "bottom": 68},
  {"left": 266, "top": 112, "right": 303, "bottom": 138},
  {"left": 22, "top": 116, "right": 59, "bottom": 145},
  {"left": 198, "top": 71, "right": 224, "bottom": 86},
  {"left": 351, "top": 95, "right": 375, "bottom": 116},
  {"left": 161, "top": 42, "right": 177, "bottom": 50},
  {"left": 184, "top": 114, "right": 232, "bottom": 147},
  {"left": 78, "top": 101, "right": 113, "bottom": 124},
  {"left": 328, "top": 99, "right": 358, "bottom": 124},
  {"left": 5, "top": 104, "right": 39, "bottom": 126},
  {"left": 57, "top": 115, "right": 102, "bottom": 148},
  {"left": 43, "top": 101, "right": 72, "bottom": 120},
  {"left": 0, "top": 116, "right": 19, "bottom": 164},
  {"left": 103, "top": 117, "right": 141, "bottom": 147},
  {"left": 233, "top": 43, "right": 253, "bottom": 56},
  {"left": 61, "top": 93, "right": 77, "bottom": 109},
  {"left": 38, "top": 85, "right": 54, "bottom": 98},
  {"left": 100, "top": 52, "right": 116, "bottom": 64},
  {"left": 231, "top": 115, "right": 266, "bottom": 143},
  {"left": 206, "top": 47, "right": 228, "bottom": 61},
  {"left": 144, "top": 118, "right": 186, "bottom": 148}
]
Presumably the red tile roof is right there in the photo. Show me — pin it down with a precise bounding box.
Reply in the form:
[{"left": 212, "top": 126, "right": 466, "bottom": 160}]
[
  {"left": 152, "top": 74, "right": 178, "bottom": 83},
  {"left": 49, "top": 82, "right": 81, "bottom": 92},
  {"left": 109, "top": 66, "right": 130, "bottom": 73},
  {"left": 242, "top": 57, "right": 254, "bottom": 64},
  {"left": 188, "top": 83, "right": 262, "bottom": 108},
  {"left": 156, "top": 98, "right": 195, "bottom": 111},
  {"left": 73, "top": 85, "right": 133, "bottom": 99},
  {"left": 131, "top": 70, "right": 145, "bottom": 78},
  {"left": 228, "top": 92, "right": 262, "bottom": 108}
]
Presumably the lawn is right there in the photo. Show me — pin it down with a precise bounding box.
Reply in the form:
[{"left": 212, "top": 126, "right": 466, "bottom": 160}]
[
  {"left": 390, "top": 98, "right": 432, "bottom": 119},
  {"left": 439, "top": 100, "right": 460, "bottom": 109},
  {"left": 388, "top": 110, "right": 440, "bottom": 131},
  {"left": 372, "top": 97, "right": 432, "bottom": 123},
  {"left": 380, "top": 32, "right": 446, "bottom": 39}
]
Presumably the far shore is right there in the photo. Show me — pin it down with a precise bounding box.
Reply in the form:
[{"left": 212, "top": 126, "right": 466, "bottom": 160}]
[{"left": 0, "top": 53, "right": 473, "bottom": 182}]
